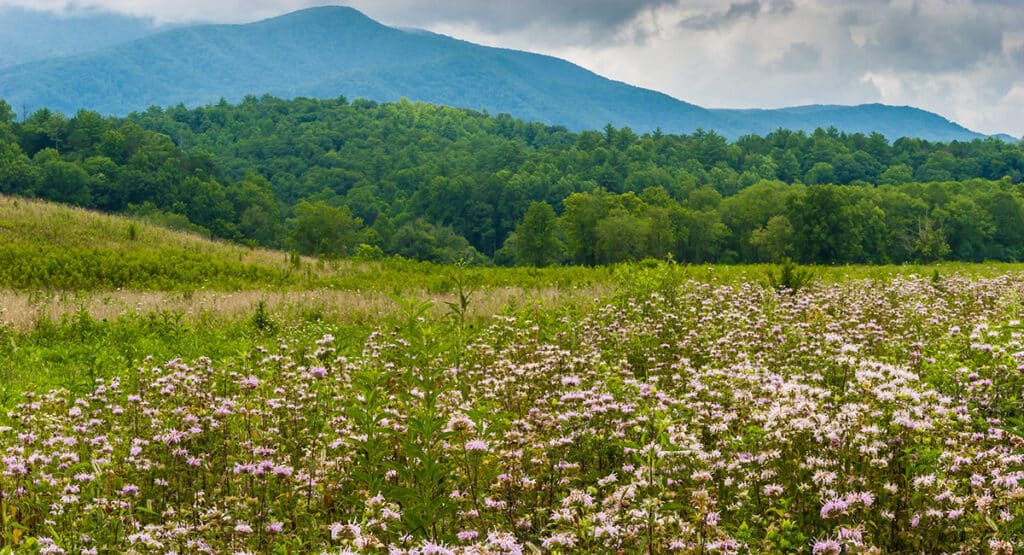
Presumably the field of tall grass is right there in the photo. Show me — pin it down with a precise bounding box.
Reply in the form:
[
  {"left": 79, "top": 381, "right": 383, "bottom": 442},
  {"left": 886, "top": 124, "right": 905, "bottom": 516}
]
[
  {"left": 1, "top": 268, "right": 1023, "bottom": 553},
  {"left": 1, "top": 197, "right": 1023, "bottom": 552}
]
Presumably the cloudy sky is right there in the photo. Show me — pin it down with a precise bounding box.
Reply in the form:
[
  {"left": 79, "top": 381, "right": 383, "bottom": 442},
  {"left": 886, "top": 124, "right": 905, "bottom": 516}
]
[{"left": 3, "top": 0, "right": 1022, "bottom": 137}]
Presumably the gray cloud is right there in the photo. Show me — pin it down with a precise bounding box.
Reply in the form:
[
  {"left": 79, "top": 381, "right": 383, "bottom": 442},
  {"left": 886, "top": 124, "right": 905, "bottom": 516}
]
[
  {"left": 1013, "top": 45, "right": 1024, "bottom": 70},
  {"left": 861, "top": 8, "right": 1006, "bottom": 72},
  {"left": 349, "top": 0, "right": 677, "bottom": 36},
  {"left": 770, "top": 42, "right": 822, "bottom": 72},
  {"left": 0, "top": 0, "right": 680, "bottom": 36},
  {"left": 678, "top": 1, "right": 760, "bottom": 30},
  {"left": 767, "top": 0, "right": 795, "bottom": 15}
]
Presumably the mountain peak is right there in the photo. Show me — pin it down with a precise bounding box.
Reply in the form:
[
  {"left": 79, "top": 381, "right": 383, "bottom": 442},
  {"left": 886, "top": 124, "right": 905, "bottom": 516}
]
[
  {"left": 0, "top": 6, "right": 992, "bottom": 140},
  {"left": 246, "top": 5, "right": 385, "bottom": 35},
  {"left": 257, "top": 5, "right": 374, "bottom": 24}
]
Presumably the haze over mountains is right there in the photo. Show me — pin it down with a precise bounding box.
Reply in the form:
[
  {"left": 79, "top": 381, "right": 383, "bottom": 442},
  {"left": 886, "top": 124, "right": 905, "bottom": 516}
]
[
  {"left": 0, "top": 5, "right": 1008, "bottom": 142},
  {"left": 0, "top": 6, "right": 165, "bottom": 69}
]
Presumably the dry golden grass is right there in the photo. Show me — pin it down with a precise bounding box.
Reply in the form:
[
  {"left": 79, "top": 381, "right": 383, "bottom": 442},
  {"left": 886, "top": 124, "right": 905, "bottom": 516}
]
[
  {"left": 0, "top": 285, "right": 611, "bottom": 332},
  {"left": 8, "top": 196, "right": 1023, "bottom": 335}
]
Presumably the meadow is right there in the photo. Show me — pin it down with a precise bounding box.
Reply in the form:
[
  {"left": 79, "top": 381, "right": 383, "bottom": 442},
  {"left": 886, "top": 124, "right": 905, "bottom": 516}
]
[{"left": 1, "top": 199, "right": 1023, "bottom": 553}]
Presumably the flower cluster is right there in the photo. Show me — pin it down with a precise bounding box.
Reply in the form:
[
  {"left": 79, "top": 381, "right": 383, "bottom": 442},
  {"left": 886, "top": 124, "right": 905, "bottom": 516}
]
[{"left": 0, "top": 274, "right": 1022, "bottom": 552}]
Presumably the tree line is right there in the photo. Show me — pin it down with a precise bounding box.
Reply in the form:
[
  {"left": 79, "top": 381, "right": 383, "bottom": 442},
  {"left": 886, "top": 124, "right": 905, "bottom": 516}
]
[{"left": 1, "top": 95, "right": 1022, "bottom": 265}]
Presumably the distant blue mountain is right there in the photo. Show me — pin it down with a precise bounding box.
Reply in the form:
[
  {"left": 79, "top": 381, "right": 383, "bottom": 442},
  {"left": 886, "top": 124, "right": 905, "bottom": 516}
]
[
  {"left": 712, "top": 104, "right": 990, "bottom": 143},
  {"left": 0, "top": 6, "right": 996, "bottom": 141},
  {"left": 0, "top": 7, "right": 165, "bottom": 69}
]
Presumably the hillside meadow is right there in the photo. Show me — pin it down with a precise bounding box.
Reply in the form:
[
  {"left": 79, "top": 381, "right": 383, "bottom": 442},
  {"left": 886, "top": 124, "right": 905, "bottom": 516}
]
[{"left": 0, "top": 198, "right": 1022, "bottom": 552}]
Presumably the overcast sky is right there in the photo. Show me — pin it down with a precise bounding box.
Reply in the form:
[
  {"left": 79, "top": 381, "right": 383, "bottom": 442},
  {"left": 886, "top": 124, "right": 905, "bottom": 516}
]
[{"left": 3, "top": 0, "right": 1022, "bottom": 137}]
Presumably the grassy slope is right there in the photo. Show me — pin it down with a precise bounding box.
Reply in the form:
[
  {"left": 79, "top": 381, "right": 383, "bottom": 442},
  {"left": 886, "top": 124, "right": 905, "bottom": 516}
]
[
  {"left": 3, "top": 195, "right": 1024, "bottom": 404},
  {"left": 0, "top": 196, "right": 611, "bottom": 401},
  {"left": 5, "top": 194, "right": 1024, "bottom": 292},
  {"left": 0, "top": 195, "right": 313, "bottom": 290},
  {"left": 0, "top": 194, "right": 253, "bottom": 251},
  {"left": 0, "top": 195, "right": 617, "bottom": 292}
]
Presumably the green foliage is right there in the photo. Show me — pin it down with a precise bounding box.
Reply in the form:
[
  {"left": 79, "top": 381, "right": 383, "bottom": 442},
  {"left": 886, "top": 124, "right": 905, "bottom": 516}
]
[
  {"left": 749, "top": 215, "right": 794, "bottom": 262},
  {"left": 0, "top": 243, "right": 295, "bottom": 290},
  {"left": 512, "top": 201, "right": 563, "bottom": 267},
  {"left": 766, "top": 257, "right": 816, "bottom": 293},
  {"left": 289, "top": 200, "right": 362, "bottom": 258},
  {"left": 0, "top": 95, "right": 1023, "bottom": 268},
  {"left": 910, "top": 216, "right": 951, "bottom": 262},
  {"left": 0, "top": 309, "right": 254, "bottom": 401},
  {"left": 444, "top": 269, "right": 475, "bottom": 331},
  {"left": 352, "top": 243, "right": 384, "bottom": 261},
  {"left": 250, "top": 300, "right": 277, "bottom": 334},
  {"left": 387, "top": 294, "right": 435, "bottom": 343},
  {"left": 0, "top": 99, "right": 15, "bottom": 124}
]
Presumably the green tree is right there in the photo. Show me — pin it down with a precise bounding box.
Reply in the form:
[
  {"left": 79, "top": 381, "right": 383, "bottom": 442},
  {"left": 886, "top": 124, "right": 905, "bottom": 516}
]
[
  {"left": 595, "top": 209, "right": 650, "bottom": 264},
  {"left": 719, "top": 180, "right": 794, "bottom": 259},
  {"left": 290, "top": 200, "right": 364, "bottom": 257},
  {"left": 391, "top": 218, "right": 439, "bottom": 261},
  {"left": 0, "top": 141, "right": 38, "bottom": 195},
  {"left": 560, "top": 191, "right": 608, "bottom": 265},
  {"left": 937, "top": 195, "right": 995, "bottom": 261},
  {"left": 788, "top": 185, "right": 862, "bottom": 263},
  {"left": 0, "top": 100, "right": 14, "bottom": 125},
  {"left": 909, "top": 216, "right": 950, "bottom": 262},
  {"left": 229, "top": 174, "right": 283, "bottom": 246},
  {"left": 644, "top": 205, "right": 675, "bottom": 259},
  {"left": 673, "top": 207, "right": 730, "bottom": 263},
  {"left": 513, "top": 201, "right": 563, "bottom": 266},
  {"left": 34, "top": 148, "right": 92, "bottom": 206},
  {"left": 181, "top": 176, "right": 236, "bottom": 238},
  {"left": 979, "top": 191, "right": 1024, "bottom": 260},
  {"left": 879, "top": 164, "right": 913, "bottom": 185},
  {"left": 774, "top": 150, "right": 802, "bottom": 182},
  {"left": 66, "top": 110, "right": 110, "bottom": 156},
  {"left": 804, "top": 162, "right": 835, "bottom": 185},
  {"left": 750, "top": 215, "right": 794, "bottom": 262}
]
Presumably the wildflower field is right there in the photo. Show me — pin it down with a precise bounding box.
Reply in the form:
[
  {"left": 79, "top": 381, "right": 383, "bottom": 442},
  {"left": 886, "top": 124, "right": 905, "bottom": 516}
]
[{"left": 1, "top": 269, "right": 1023, "bottom": 554}]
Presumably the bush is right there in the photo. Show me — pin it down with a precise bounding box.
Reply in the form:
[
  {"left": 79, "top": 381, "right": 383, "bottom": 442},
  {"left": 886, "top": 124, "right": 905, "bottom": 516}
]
[{"left": 766, "top": 256, "right": 815, "bottom": 293}]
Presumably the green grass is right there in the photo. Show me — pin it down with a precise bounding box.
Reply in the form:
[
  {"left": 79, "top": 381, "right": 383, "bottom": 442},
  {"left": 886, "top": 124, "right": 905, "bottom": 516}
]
[
  {"left": 2, "top": 257, "right": 1022, "bottom": 407},
  {"left": 5, "top": 195, "right": 1024, "bottom": 407},
  {"left": 4, "top": 195, "right": 1023, "bottom": 293},
  {"left": 0, "top": 195, "right": 616, "bottom": 291}
]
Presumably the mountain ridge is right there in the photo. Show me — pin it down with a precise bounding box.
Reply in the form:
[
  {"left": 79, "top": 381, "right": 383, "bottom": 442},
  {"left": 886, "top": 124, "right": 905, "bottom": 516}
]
[
  {"left": 0, "top": 5, "right": 1000, "bottom": 141},
  {"left": 0, "top": 6, "right": 167, "bottom": 69}
]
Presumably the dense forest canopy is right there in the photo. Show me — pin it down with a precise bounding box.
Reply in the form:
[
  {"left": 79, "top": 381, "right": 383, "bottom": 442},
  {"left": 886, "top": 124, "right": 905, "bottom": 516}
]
[{"left": 1, "top": 95, "right": 1023, "bottom": 266}]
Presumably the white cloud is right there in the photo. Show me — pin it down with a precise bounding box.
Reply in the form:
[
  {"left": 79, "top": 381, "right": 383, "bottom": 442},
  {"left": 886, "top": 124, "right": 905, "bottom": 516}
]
[{"left": 459, "top": 0, "right": 1024, "bottom": 136}]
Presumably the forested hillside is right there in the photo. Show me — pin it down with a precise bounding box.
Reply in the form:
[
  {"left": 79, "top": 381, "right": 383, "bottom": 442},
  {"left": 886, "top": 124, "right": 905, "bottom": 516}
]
[{"left": 2, "top": 95, "right": 1023, "bottom": 265}]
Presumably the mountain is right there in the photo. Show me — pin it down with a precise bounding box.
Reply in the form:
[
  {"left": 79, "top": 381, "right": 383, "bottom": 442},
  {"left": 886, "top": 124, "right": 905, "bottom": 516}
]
[
  {"left": 712, "top": 104, "right": 989, "bottom": 143},
  {"left": 0, "top": 7, "right": 165, "bottom": 69},
  {"left": 0, "top": 6, "right": 990, "bottom": 141}
]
